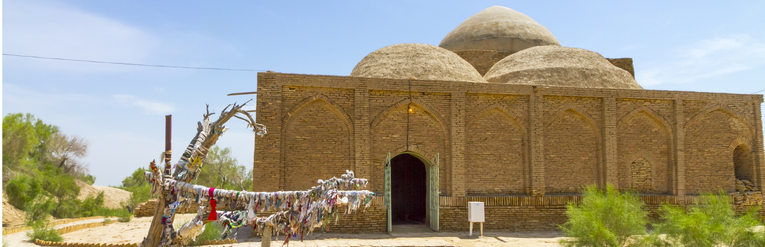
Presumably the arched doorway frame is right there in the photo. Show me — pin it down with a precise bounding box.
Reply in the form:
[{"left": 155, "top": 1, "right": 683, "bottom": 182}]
[{"left": 384, "top": 150, "right": 440, "bottom": 232}]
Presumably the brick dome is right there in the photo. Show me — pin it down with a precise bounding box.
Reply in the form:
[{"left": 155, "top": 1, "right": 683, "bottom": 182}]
[
  {"left": 439, "top": 6, "right": 559, "bottom": 53},
  {"left": 484, "top": 46, "right": 643, "bottom": 89},
  {"left": 350, "top": 43, "right": 487, "bottom": 83}
]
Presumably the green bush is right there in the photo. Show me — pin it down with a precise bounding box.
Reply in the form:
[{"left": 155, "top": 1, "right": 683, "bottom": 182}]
[
  {"left": 649, "top": 191, "right": 765, "bottom": 247},
  {"left": 24, "top": 198, "right": 56, "bottom": 225},
  {"left": 124, "top": 184, "right": 152, "bottom": 209},
  {"left": 5, "top": 174, "right": 44, "bottom": 209},
  {"left": 26, "top": 220, "right": 62, "bottom": 242},
  {"left": 103, "top": 218, "right": 112, "bottom": 224},
  {"left": 116, "top": 209, "right": 132, "bottom": 222},
  {"left": 118, "top": 167, "right": 153, "bottom": 209},
  {"left": 77, "top": 192, "right": 105, "bottom": 217},
  {"left": 559, "top": 184, "right": 648, "bottom": 247},
  {"left": 82, "top": 174, "right": 96, "bottom": 185},
  {"left": 189, "top": 222, "right": 223, "bottom": 245}
]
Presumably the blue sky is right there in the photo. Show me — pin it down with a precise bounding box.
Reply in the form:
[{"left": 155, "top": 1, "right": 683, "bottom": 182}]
[{"left": 3, "top": 1, "right": 764, "bottom": 186}]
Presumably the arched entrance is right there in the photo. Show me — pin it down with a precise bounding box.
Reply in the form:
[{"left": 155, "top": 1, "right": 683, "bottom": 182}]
[
  {"left": 384, "top": 152, "right": 440, "bottom": 232},
  {"left": 391, "top": 154, "right": 427, "bottom": 225}
]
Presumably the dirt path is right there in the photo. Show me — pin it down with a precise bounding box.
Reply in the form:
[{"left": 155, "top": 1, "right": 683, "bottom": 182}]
[
  {"left": 3, "top": 218, "right": 118, "bottom": 247},
  {"left": 9, "top": 213, "right": 566, "bottom": 246}
]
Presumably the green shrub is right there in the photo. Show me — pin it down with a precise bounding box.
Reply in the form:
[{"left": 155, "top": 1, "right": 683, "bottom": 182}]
[
  {"left": 77, "top": 192, "right": 106, "bottom": 217},
  {"left": 5, "top": 174, "right": 44, "bottom": 209},
  {"left": 116, "top": 209, "right": 132, "bottom": 222},
  {"left": 559, "top": 184, "right": 648, "bottom": 247},
  {"left": 650, "top": 191, "right": 765, "bottom": 247},
  {"left": 82, "top": 175, "right": 96, "bottom": 185},
  {"left": 118, "top": 168, "right": 153, "bottom": 209},
  {"left": 26, "top": 220, "right": 62, "bottom": 242},
  {"left": 125, "top": 184, "right": 152, "bottom": 209},
  {"left": 24, "top": 198, "right": 56, "bottom": 225},
  {"left": 103, "top": 218, "right": 112, "bottom": 224},
  {"left": 189, "top": 222, "right": 223, "bottom": 245}
]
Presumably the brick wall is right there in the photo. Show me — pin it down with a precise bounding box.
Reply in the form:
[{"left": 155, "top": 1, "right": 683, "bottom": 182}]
[
  {"left": 616, "top": 108, "right": 672, "bottom": 193},
  {"left": 453, "top": 50, "right": 513, "bottom": 76},
  {"left": 440, "top": 206, "right": 567, "bottom": 231},
  {"left": 544, "top": 108, "right": 601, "bottom": 194},
  {"left": 330, "top": 205, "right": 387, "bottom": 233},
  {"left": 283, "top": 99, "right": 352, "bottom": 190},
  {"left": 685, "top": 109, "right": 753, "bottom": 193},
  {"left": 466, "top": 108, "right": 526, "bottom": 195},
  {"left": 254, "top": 72, "right": 765, "bottom": 231}
]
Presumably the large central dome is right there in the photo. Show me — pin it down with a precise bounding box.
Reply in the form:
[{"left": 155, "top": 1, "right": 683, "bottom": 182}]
[{"left": 439, "top": 6, "right": 559, "bottom": 53}]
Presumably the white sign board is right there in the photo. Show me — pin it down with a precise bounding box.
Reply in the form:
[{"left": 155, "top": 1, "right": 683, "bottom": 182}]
[{"left": 468, "top": 202, "right": 484, "bottom": 222}]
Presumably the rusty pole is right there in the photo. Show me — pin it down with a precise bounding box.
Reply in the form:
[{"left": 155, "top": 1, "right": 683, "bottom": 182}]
[
  {"left": 164, "top": 115, "right": 172, "bottom": 175},
  {"left": 143, "top": 115, "right": 172, "bottom": 247}
]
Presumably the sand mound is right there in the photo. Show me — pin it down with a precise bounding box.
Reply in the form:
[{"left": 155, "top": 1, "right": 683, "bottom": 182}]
[
  {"left": 2, "top": 194, "right": 27, "bottom": 227},
  {"left": 2, "top": 181, "right": 131, "bottom": 227},
  {"left": 75, "top": 180, "right": 131, "bottom": 209}
]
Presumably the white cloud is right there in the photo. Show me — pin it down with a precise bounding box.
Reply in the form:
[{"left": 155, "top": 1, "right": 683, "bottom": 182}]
[
  {"left": 637, "top": 34, "right": 765, "bottom": 86},
  {"left": 113, "top": 94, "right": 175, "bottom": 115},
  {"left": 4, "top": 0, "right": 159, "bottom": 73},
  {"left": 3, "top": 83, "right": 95, "bottom": 113}
]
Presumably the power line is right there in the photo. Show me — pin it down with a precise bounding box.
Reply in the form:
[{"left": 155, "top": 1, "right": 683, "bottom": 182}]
[
  {"left": 753, "top": 89, "right": 765, "bottom": 94},
  {"left": 3, "top": 53, "right": 265, "bottom": 72}
]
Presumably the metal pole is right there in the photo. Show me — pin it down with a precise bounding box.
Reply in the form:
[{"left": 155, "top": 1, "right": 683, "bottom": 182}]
[
  {"left": 164, "top": 115, "right": 172, "bottom": 175},
  {"left": 142, "top": 115, "right": 172, "bottom": 247}
]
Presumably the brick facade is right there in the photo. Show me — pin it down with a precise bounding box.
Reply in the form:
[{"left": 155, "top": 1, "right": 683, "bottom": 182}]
[{"left": 253, "top": 72, "right": 764, "bottom": 231}]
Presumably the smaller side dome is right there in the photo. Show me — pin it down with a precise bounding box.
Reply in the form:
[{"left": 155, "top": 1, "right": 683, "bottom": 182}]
[
  {"left": 484, "top": 46, "right": 643, "bottom": 89},
  {"left": 440, "top": 6, "right": 560, "bottom": 53},
  {"left": 350, "top": 43, "right": 487, "bottom": 83}
]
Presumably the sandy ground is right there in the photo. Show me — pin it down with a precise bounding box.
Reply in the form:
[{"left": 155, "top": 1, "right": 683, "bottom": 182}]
[
  {"left": 2, "top": 194, "right": 27, "bottom": 227},
  {"left": 49, "top": 214, "right": 566, "bottom": 246},
  {"left": 3, "top": 217, "right": 119, "bottom": 247}
]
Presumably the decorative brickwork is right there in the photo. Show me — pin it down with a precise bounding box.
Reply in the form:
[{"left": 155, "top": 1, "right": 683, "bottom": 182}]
[{"left": 253, "top": 72, "right": 765, "bottom": 231}]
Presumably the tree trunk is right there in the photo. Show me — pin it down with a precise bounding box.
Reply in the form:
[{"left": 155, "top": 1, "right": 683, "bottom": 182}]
[
  {"left": 142, "top": 192, "right": 168, "bottom": 247},
  {"left": 261, "top": 226, "right": 271, "bottom": 247}
]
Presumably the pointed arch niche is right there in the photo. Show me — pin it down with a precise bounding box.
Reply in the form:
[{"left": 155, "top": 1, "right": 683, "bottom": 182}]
[
  {"left": 544, "top": 108, "right": 601, "bottom": 194},
  {"left": 466, "top": 107, "right": 526, "bottom": 195},
  {"left": 685, "top": 108, "right": 752, "bottom": 193},
  {"left": 616, "top": 109, "right": 672, "bottom": 194},
  {"left": 283, "top": 99, "right": 352, "bottom": 190}
]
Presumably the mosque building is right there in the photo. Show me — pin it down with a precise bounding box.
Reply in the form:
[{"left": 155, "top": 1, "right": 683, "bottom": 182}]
[{"left": 243, "top": 6, "right": 764, "bottom": 232}]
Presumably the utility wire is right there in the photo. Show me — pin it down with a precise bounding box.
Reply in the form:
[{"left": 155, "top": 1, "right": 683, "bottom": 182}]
[
  {"left": 3, "top": 53, "right": 265, "bottom": 72},
  {"left": 753, "top": 89, "right": 765, "bottom": 94}
]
